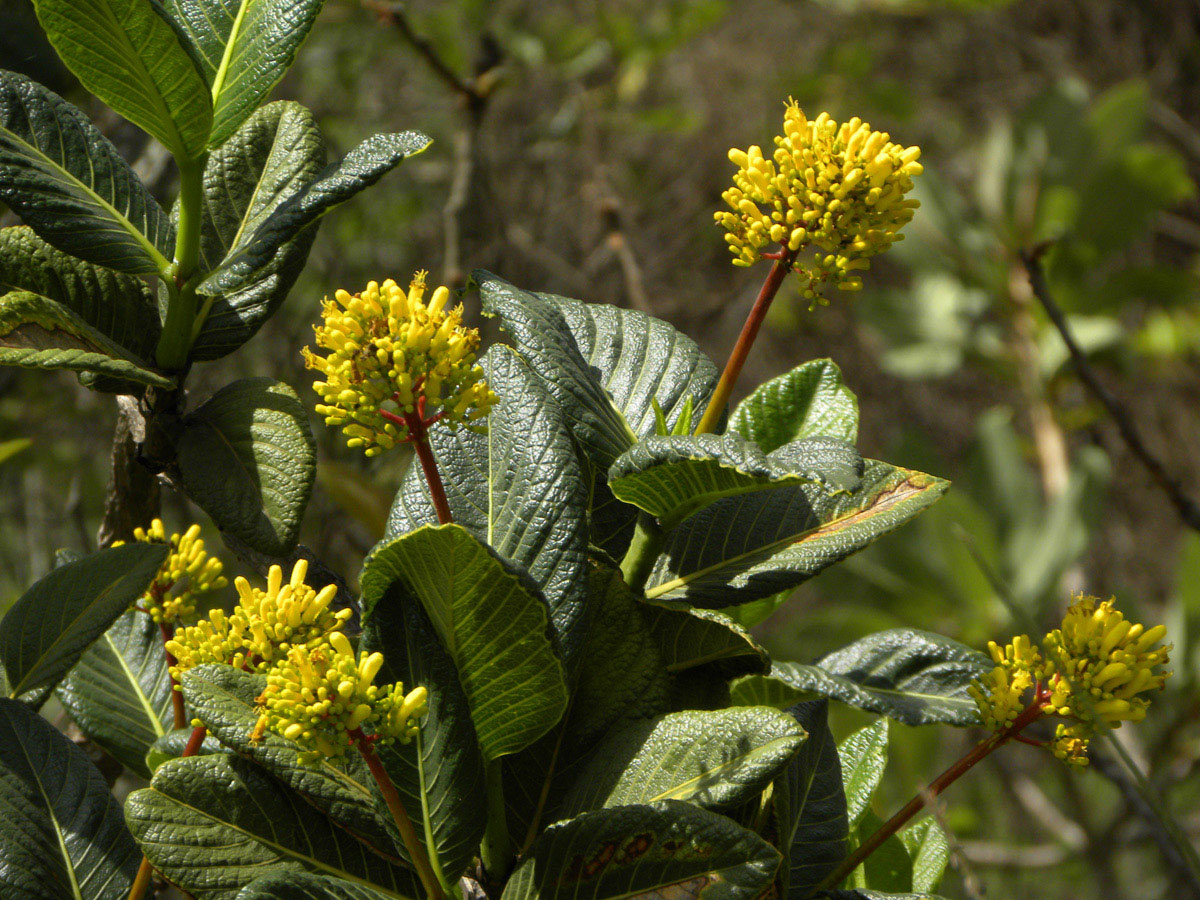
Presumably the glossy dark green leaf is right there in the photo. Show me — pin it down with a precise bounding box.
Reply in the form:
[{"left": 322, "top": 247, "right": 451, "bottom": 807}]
[
  {"left": 385, "top": 345, "right": 590, "bottom": 670},
  {"left": 0, "top": 542, "right": 167, "bottom": 702},
  {"left": 730, "top": 359, "right": 859, "bottom": 451},
  {"left": 125, "top": 754, "right": 421, "bottom": 900},
  {"left": 163, "top": 0, "right": 325, "bottom": 147},
  {"left": 646, "top": 605, "right": 768, "bottom": 678},
  {"left": 175, "top": 377, "right": 316, "bottom": 556},
  {"left": 503, "top": 801, "right": 780, "bottom": 900},
  {"left": 898, "top": 819, "right": 950, "bottom": 893},
  {"left": 0, "top": 698, "right": 141, "bottom": 900},
  {"left": 0, "top": 70, "right": 173, "bottom": 274},
  {"left": 190, "top": 101, "right": 326, "bottom": 359},
  {"left": 56, "top": 610, "right": 173, "bottom": 778},
  {"left": 144, "top": 727, "right": 224, "bottom": 774},
  {"left": 33, "top": 0, "right": 212, "bottom": 160},
  {"left": 838, "top": 720, "right": 888, "bottom": 830},
  {"left": 239, "top": 873, "right": 399, "bottom": 900},
  {"left": 360, "top": 525, "right": 567, "bottom": 760},
  {"left": 771, "top": 630, "right": 993, "bottom": 727}
]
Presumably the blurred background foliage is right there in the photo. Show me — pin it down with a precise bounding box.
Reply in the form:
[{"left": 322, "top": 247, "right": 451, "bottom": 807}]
[{"left": 2, "top": 0, "right": 1200, "bottom": 897}]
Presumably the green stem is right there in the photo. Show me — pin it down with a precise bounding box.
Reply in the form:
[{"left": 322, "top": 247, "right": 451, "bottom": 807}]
[
  {"left": 156, "top": 158, "right": 206, "bottom": 370},
  {"left": 481, "top": 758, "right": 513, "bottom": 880},
  {"left": 693, "top": 245, "right": 798, "bottom": 436},
  {"left": 619, "top": 512, "right": 665, "bottom": 593}
]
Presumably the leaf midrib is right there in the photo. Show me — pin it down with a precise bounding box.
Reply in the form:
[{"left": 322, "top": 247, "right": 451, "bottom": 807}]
[
  {"left": 15, "top": 729, "right": 84, "bottom": 900},
  {"left": 644, "top": 732, "right": 802, "bottom": 803},
  {"left": 103, "top": 630, "right": 167, "bottom": 739}
]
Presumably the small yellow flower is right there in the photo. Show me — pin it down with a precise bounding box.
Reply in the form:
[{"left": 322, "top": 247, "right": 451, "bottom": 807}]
[
  {"left": 715, "top": 100, "right": 922, "bottom": 304},
  {"left": 116, "top": 519, "right": 227, "bottom": 625},
  {"left": 302, "top": 272, "right": 497, "bottom": 457},
  {"left": 165, "top": 559, "right": 352, "bottom": 683},
  {"left": 253, "top": 631, "right": 428, "bottom": 763}
]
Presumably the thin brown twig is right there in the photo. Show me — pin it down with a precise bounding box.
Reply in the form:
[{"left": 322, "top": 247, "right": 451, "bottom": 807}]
[{"left": 1021, "top": 247, "right": 1200, "bottom": 533}]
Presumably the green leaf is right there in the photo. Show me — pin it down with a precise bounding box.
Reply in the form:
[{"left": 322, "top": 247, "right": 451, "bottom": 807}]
[
  {"left": 386, "top": 346, "right": 591, "bottom": 670},
  {"left": 175, "top": 377, "right": 316, "bottom": 556},
  {"left": 898, "top": 819, "right": 950, "bottom": 893},
  {"left": 555, "top": 707, "right": 805, "bottom": 818},
  {"left": 240, "top": 873, "right": 399, "bottom": 900},
  {"left": 145, "top": 726, "right": 223, "bottom": 773},
  {"left": 773, "top": 701, "right": 847, "bottom": 900},
  {"left": 729, "top": 673, "right": 805, "bottom": 709},
  {"left": 33, "top": 0, "right": 212, "bottom": 160},
  {"left": 646, "top": 606, "right": 768, "bottom": 678},
  {"left": 190, "top": 100, "right": 326, "bottom": 359},
  {"left": 0, "top": 227, "right": 161, "bottom": 360},
  {"left": 729, "top": 359, "right": 859, "bottom": 451},
  {"left": 0, "top": 290, "right": 175, "bottom": 387},
  {"left": 0, "top": 541, "right": 168, "bottom": 702},
  {"left": 851, "top": 810, "right": 912, "bottom": 895},
  {"left": 0, "top": 71, "right": 173, "bottom": 274},
  {"left": 643, "top": 462, "right": 948, "bottom": 609},
  {"left": 0, "top": 698, "right": 140, "bottom": 900},
  {"left": 360, "top": 525, "right": 568, "bottom": 760},
  {"left": 56, "top": 610, "right": 173, "bottom": 778},
  {"left": 838, "top": 720, "right": 888, "bottom": 829},
  {"left": 825, "top": 893, "right": 944, "bottom": 900},
  {"left": 125, "top": 754, "right": 421, "bottom": 900},
  {"left": 181, "top": 664, "right": 400, "bottom": 860},
  {"left": 163, "top": 0, "right": 325, "bottom": 147},
  {"left": 503, "top": 801, "right": 780, "bottom": 900},
  {"left": 200, "top": 130, "right": 431, "bottom": 293},
  {"left": 770, "top": 629, "right": 993, "bottom": 727}
]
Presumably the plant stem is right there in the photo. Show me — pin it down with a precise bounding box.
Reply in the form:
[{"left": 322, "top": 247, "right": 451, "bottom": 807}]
[
  {"left": 355, "top": 735, "right": 445, "bottom": 900},
  {"left": 619, "top": 512, "right": 665, "bottom": 593},
  {"left": 127, "top": 857, "right": 154, "bottom": 900},
  {"left": 182, "top": 724, "right": 206, "bottom": 757},
  {"left": 694, "top": 246, "right": 798, "bottom": 436},
  {"left": 159, "top": 622, "right": 187, "bottom": 730},
  {"left": 405, "top": 412, "right": 453, "bottom": 525},
  {"left": 481, "top": 758, "right": 513, "bottom": 880},
  {"left": 156, "top": 158, "right": 206, "bottom": 370}
]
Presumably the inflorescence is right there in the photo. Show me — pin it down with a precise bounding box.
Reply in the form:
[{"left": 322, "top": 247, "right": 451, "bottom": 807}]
[
  {"left": 302, "top": 272, "right": 497, "bottom": 457},
  {"left": 118, "top": 519, "right": 227, "bottom": 625},
  {"left": 715, "top": 100, "right": 922, "bottom": 304}
]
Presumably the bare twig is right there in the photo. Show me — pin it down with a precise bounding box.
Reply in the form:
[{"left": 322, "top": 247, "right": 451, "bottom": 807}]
[{"left": 1021, "top": 247, "right": 1200, "bottom": 533}]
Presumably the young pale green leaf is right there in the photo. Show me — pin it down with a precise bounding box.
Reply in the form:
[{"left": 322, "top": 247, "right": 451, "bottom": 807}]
[
  {"left": 730, "top": 359, "right": 859, "bottom": 451},
  {"left": 503, "top": 801, "right": 780, "bottom": 900},
  {"left": 360, "top": 525, "right": 567, "bottom": 760},
  {"left": 645, "top": 606, "right": 768, "bottom": 678},
  {"left": 181, "top": 665, "right": 400, "bottom": 860},
  {"left": 386, "top": 346, "right": 590, "bottom": 671},
  {"left": 162, "top": 0, "right": 325, "bottom": 147},
  {"left": 555, "top": 707, "right": 806, "bottom": 819},
  {"left": 825, "top": 893, "right": 945, "bottom": 900},
  {"left": 851, "top": 810, "right": 913, "bottom": 895},
  {"left": 0, "top": 71, "right": 174, "bottom": 274},
  {"left": 125, "top": 754, "right": 422, "bottom": 900},
  {"left": 643, "top": 462, "right": 948, "bottom": 609},
  {"left": 0, "top": 541, "right": 167, "bottom": 702},
  {"left": 33, "top": 0, "right": 212, "bottom": 160},
  {"left": 56, "top": 610, "right": 173, "bottom": 778},
  {"left": 770, "top": 629, "right": 993, "bottom": 727},
  {"left": 200, "top": 130, "right": 431, "bottom": 293},
  {"left": 773, "top": 701, "right": 848, "bottom": 900},
  {"left": 0, "top": 698, "right": 141, "bottom": 900},
  {"left": 838, "top": 720, "right": 889, "bottom": 829},
  {"left": 729, "top": 673, "right": 806, "bottom": 709},
  {"left": 189, "top": 100, "right": 326, "bottom": 359},
  {"left": 239, "top": 873, "right": 399, "bottom": 900},
  {"left": 898, "top": 819, "right": 951, "bottom": 893},
  {"left": 0, "top": 290, "right": 175, "bottom": 387},
  {"left": 175, "top": 377, "right": 316, "bottom": 556}
]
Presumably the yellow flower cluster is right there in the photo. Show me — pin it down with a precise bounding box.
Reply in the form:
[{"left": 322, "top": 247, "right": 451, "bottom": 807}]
[
  {"left": 165, "top": 559, "right": 352, "bottom": 682},
  {"left": 302, "top": 272, "right": 497, "bottom": 457},
  {"left": 970, "top": 597, "right": 1171, "bottom": 766},
  {"left": 252, "top": 631, "right": 428, "bottom": 763},
  {"left": 715, "top": 100, "right": 923, "bottom": 304},
  {"left": 117, "top": 519, "right": 226, "bottom": 625}
]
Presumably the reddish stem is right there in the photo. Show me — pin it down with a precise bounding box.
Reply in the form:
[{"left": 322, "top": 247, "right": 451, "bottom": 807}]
[
  {"left": 159, "top": 622, "right": 187, "bottom": 729},
  {"left": 182, "top": 724, "right": 206, "bottom": 757},
  {"left": 405, "top": 411, "right": 453, "bottom": 525}
]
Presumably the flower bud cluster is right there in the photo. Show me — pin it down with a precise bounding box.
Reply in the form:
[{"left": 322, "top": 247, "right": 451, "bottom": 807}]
[
  {"left": 302, "top": 272, "right": 497, "bottom": 457},
  {"left": 715, "top": 100, "right": 922, "bottom": 304},
  {"left": 252, "top": 631, "right": 429, "bottom": 763},
  {"left": 117, "top": 519, "right": 227, "bottom": 625}
]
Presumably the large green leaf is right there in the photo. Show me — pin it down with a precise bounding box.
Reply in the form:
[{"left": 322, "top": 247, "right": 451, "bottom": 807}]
[
  {"left": 0, "top": 698, "right": 140, "bottom": 900},
  {"left": 503, "top": 801, "right": 780, "bottom": 900},
  {"left": 56, "top": 610, "right": 173, "bottom": 778},
  {"left": 385, "top": 346, "right": 590, "bottom": 670},
  {"left": 0, "top": 542, "right": 168, "bottom": 703},
  {"left": 175, "top": 377, "right": 316, "bottom": 555},
  {"left": 555, "top": 707, "right": 805, "bottom": 819},
  {"left": 125, "top": 754, "right": 421, "bottom": 900},
  {"left": 33, "top": 0, "right": 212, "bottom": 160},
  {"left": 898, "top": 819, "right": 950, "bottom": 893},
  {"left": 190, "top": 100, "right": 326, "bottom": 359},
  {"left": 163, "top": 0, "right": 325, "bottom": 147},
  {"left": 646, "top": 606, "right": 768, "bottom": 678},
  {"left": 0, "top": 71, "right": 173, "bottom": 274},
  {"left": 0, "top": 290, "right": 175, "bottom": 387},
  {"left": 0, "top": 227, "right": 160, "bottom": 360},
  {"left": 240, "top": 873, "right": 398, "bottom": 900},
  {"left": 643, "top": 462, "right": 948, "bottom": 608},
  {"left": 200, "top": 131, "right": 431, "bottom": 293},
  {"left": 848, "top": 810, "right": 912, "bottom": 895},
  {"left": 729, "top": 359, "right": 859, "bottom": 451},
  {"left": 360, "top": 525, "right": 568, "bottom": 760},
  {"left": 770, "top": 630, "right": 993, "bottom": 727},
  {"left": 838, "top": 720, "right": 888, "bottom": 830}
]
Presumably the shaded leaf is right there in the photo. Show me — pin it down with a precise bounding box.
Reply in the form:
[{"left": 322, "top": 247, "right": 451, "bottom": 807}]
[
  {"left": 730, "top": 359, "right": 859, "bottom": 451},
  {"left": 851, "top": 810, "right": 912, "bottom": 895},
  {"left": 145, "top": 727, "right": 224, "bottom": 774},
  {"left": 239, "top": 873, "right": 399, "bottom": 900},
  {"left": 729, "top": 673, "right": 806, "bottom": 709},
  {"left": 838, "top": 720, "right": 888, "bottom": 829},
  {"left": 646, "top": 606, "right": 768, "bottom": 678},
  {"left": 898, "top": 819, "right": 950, "bottom": 893}
]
